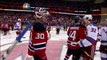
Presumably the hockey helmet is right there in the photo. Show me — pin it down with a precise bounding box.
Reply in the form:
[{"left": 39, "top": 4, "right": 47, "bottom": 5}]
[
  {"left": 74, "top": 16, "right": 82, "bottom": 23},
  {"left": 83, "top": 15, "right": 93, "bottom": 20},
  {"left": 74, "top": 16, "right": 81, "bottom": 21},
  {"left": 34, "top": 7, "right": 50, "bottom": 18},
  {"left": 35, "top": 12, "right": 43, "bottom": 18},
  {"left": 18, "top": 18, "right": 21, "bottom": 21}
]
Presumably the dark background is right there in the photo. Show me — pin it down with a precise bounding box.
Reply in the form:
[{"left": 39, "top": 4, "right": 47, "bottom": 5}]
[
  {"left": 0, "top": 0, "right": 107, "bottom": 14},
  {"left": 0, "top": 0, "right": 106, "bottom": 8}
]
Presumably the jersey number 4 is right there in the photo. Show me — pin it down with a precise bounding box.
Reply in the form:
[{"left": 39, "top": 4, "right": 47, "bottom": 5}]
[{"left": 69, "top": 31, "right": 76, "bottom": 41}]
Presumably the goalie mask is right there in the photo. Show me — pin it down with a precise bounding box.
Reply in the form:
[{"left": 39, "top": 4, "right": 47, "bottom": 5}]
[{"left": 34, "top": 7, "right": 50, "bottom": 18}]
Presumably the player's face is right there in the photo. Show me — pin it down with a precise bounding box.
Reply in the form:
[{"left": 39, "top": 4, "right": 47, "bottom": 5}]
[{"left": 83, "top": 19, "right": 90, "bottom": 25}]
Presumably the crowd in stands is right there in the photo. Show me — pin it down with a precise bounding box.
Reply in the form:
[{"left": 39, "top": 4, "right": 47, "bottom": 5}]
[
  {"left": 0, "top": 11, "right": 100, "bottom": 30},
  {"left": 0, "top": 11, "right": 73, "bottom": 26},
  {"left": 0, "top": 11, "right": 34, "bottom": 25}
]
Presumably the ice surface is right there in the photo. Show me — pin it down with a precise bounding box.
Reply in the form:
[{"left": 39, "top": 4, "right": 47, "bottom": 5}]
[{"left": 0, "top": 30, "right": 101, "bottom": 60}]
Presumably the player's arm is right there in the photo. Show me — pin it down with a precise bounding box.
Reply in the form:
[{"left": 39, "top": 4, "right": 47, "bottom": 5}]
[
  {"left": 77, "top": 35, "right": 97, "bottom": 48},
  {"left": 78, "top": 37, "right": 96, "bottom": 47},
  {"left": 75, "top": 27, "right": 96, "bottom": 48},
  {"left": 47, "top": 31, "right": 51, "bottom": 40}
]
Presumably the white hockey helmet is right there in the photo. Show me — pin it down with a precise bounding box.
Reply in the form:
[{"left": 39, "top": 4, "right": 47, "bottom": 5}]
[
  {"left": 18, "top": 18, "right": 21, "bottom": 21},
  {"left": 83, "top": 15, "right": 93, "bottom": 20},
  {"left": 35, "top": 12, "right": 43, "bottom": 18}
]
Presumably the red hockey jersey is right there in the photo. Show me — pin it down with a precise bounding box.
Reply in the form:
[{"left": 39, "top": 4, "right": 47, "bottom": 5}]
[
  {"left": 67, "top": 25, "right": 86, "bottom": 49},
  {"left": 28, "top": 30, "right": 48, "bottom": 56}
]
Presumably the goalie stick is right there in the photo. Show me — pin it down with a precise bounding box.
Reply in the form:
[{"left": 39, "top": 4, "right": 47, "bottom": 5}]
[{"left": 0, "top": 22, "right": 32, "bottom": 60}]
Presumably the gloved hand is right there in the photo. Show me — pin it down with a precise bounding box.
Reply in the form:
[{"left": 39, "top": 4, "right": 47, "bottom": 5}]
[
  {"left": 74, "top": 44, "right": 81, "bottom": 50},
  {"left": 67, "top": 44, "right": 77, "bottom": 50}
]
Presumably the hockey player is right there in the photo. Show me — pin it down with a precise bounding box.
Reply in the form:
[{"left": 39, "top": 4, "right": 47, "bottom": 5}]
[
  {"left": 56, "top": 24, "right": 61, "bottom": 35},
  {"left": 46, "top": 23, "right": 51, "bottom": 33},
  {"left": 64, "top": 16, "right": 86, "bottom": 60},
  {"left": 98, "top": 23, "right": 107, "bottom": 60},
  {"left": 28, "top": 8, "right": 50, "bottom": 60},
  {"left": 1, "top": 21, "right": 10, "bottom": 35},
  {"left": 14, "top": 18, "right": 22, "bottom": 35},
  {"left": 74, "top": 15, "right": 99, "bottom": 60}
]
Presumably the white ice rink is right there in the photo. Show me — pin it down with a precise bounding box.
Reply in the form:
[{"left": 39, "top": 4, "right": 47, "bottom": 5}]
[{"left": 0, "top": 30, "right": 101, "bottom": 60}]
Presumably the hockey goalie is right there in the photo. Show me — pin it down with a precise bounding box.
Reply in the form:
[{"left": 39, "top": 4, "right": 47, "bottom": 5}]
[{"left": 28, "top": 8, "right": 50, "bottom": 60}]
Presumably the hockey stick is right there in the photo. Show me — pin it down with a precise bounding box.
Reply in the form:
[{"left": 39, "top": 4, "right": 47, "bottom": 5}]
[
  {"left": 0, "top": 22, "right": 32, "bottom": 60},
  {"left": 82, "top": 50, "right": 93, "bottom": 60}
]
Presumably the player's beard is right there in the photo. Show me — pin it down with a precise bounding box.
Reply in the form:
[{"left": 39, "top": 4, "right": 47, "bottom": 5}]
[{"left": 84, "top": 20, "right": 90, "bottom": 25}]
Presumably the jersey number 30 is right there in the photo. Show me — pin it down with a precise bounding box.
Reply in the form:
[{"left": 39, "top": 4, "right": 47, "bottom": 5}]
[
  {"left": 70, "top": 31, "right": 76, "bottom": 41},
  {"left": 35, "top": 33, "right": 44, "bottom": 39}
]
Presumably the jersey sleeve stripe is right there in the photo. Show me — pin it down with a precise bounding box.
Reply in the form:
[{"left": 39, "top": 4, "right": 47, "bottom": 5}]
[
  {"left": 80, "top": 41, "right": 85, "bottom": 47},
  {"left": 86, "top": 36, "right": 97, "bottom": 44},
  {"left": 101, "top": 41, "right": 107, "bottom": 43}
]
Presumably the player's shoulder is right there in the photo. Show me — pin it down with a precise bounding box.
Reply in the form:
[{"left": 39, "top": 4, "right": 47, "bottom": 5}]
[
  {"left": 79, "top": 24, "right": 86, "bottom": 28},
  {"left": 87, "top": 24, "right": 98, "bottom": 28}
]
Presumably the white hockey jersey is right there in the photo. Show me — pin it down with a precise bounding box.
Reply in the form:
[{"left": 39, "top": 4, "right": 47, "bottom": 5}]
[
  {"left": 87, "top": 24, "right": 98, "bottom": 40},
  {"left": 14, "top": 22, "right": 22, "bottom": 30},
  {"left": 98, "top": 26, "right": 107, "bottom": 45},
  {"left": 79, "top": 24, "right": 98, "bottom": 47}
]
